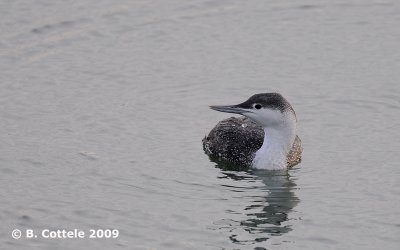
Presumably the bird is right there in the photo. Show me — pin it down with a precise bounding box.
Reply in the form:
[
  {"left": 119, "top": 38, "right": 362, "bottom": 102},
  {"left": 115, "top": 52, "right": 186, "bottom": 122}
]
[{"left": 203, "top": 93, "right": 302, "bottom": 170}]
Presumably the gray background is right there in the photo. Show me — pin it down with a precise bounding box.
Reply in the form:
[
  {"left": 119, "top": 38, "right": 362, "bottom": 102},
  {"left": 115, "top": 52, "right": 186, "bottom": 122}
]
[{"left": 1, "top": 0, "right": 399, "bottom": 249}]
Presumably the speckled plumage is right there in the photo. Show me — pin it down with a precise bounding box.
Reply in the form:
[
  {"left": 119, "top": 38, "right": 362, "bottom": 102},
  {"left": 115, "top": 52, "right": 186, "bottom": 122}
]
[{"left": 203, "top": 117, "right": 302, "bottom": 168}]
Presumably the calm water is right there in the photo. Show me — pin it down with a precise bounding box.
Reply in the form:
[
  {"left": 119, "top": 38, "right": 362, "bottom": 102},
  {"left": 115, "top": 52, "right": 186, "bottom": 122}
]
[{"left": 1, "top": 0, "right": 399, "bottom": 249}]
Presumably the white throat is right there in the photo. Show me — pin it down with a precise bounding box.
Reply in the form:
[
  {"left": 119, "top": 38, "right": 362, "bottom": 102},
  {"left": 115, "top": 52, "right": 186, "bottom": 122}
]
[{"left": 252, "top": 116, "right": 296, "bottom": 170}]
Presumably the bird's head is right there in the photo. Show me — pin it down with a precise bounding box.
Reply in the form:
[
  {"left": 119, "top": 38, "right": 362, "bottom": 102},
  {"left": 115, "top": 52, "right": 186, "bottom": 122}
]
[{"left": 210, "top": 93, "right": 296, "bottom": 128}]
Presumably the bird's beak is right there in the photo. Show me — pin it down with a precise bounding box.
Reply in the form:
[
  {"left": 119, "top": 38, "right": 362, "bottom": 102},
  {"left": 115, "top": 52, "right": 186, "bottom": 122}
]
[{"left": 209, "top": 105, "right": 251, "bottom": 115}]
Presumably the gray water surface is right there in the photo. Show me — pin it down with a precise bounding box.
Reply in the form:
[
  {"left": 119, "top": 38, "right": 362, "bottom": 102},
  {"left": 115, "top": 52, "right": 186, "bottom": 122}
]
[{"left": 1, "top": 0, "right": 399, "bottom": 249}]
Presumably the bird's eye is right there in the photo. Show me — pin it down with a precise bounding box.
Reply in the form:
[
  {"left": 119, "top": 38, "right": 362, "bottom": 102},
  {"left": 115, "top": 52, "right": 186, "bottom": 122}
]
[{"left": 254, "top": 104, "right": 262, "bottom": 110}]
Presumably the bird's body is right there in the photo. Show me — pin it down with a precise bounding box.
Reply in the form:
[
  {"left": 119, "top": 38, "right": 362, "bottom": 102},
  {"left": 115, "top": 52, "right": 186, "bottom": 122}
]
[
  {"left": 203, "top": 93, "right": 302, "bottom": 170},
  {"left": 203, "top": 117, "right": 302, "bottom": 168}
]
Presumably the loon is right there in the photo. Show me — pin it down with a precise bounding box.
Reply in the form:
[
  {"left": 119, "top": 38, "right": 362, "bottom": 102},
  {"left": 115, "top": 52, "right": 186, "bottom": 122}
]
[{"left": 203, "top": 93, "right": 302, "bottom": 170}]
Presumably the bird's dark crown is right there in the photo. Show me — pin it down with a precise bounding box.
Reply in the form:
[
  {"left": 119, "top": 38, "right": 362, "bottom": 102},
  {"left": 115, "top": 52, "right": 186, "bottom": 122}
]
[{"left": 236, "top": 93, "right": 294, "bottom": 114}]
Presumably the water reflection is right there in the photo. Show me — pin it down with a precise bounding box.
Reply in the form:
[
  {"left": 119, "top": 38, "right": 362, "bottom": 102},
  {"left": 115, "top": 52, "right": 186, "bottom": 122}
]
[{"left": 214, "top": 161, "right": 300, "bottom": 247}]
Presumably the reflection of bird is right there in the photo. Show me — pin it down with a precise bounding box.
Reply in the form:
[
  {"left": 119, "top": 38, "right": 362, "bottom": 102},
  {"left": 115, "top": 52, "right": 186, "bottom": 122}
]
[
  {"left": 203, "top": 93, "right": 302, "bottom": 170},
  {"left": 245, "top": 170, "right": 299, "bottom": 236},
  {"left": 215, "top": 169, "right": 300, "bottom": 245}
]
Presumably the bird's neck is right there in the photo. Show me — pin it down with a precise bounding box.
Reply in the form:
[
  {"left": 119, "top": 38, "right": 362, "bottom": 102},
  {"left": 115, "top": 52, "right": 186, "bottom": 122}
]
[{"left": 252, "top": 125, "right": 296, "bottom": 170}]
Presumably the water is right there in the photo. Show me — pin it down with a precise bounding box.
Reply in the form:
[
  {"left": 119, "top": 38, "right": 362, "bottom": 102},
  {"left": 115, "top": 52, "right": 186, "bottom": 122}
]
[{"left": 1, "top": 0, "right": 399, "bottom": 249}]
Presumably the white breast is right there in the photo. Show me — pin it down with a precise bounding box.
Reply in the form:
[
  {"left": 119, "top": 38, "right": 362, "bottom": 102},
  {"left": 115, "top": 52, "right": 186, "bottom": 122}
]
[{"left": 251, "top": 112, "right": 297, "bottom": 170}]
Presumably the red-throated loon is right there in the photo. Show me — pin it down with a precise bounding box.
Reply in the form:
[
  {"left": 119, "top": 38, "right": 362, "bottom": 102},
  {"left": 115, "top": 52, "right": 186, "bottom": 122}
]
[{"left": 203, "top": 93, "right": 302, "bottom": 170}]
